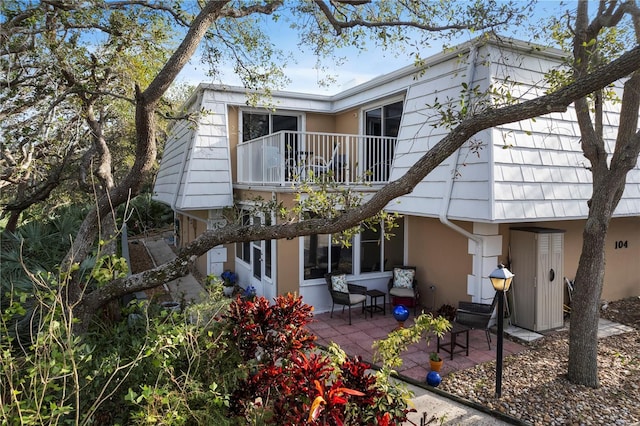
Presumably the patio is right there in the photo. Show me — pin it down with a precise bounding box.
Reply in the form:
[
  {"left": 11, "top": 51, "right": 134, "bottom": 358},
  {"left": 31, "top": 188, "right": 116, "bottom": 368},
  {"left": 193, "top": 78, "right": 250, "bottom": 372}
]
[{"left": 307, "top": 305, "right": 527, "bottom": 384}]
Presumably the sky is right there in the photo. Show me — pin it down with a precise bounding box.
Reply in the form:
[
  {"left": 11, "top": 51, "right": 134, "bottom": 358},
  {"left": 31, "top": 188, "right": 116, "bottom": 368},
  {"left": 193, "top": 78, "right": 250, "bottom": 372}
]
[
  {"left": 175, "top": 25, "right": 420, "bottom": 95},
  {"left": 175, "top": 1, "right": 571, "bottom": 95}
]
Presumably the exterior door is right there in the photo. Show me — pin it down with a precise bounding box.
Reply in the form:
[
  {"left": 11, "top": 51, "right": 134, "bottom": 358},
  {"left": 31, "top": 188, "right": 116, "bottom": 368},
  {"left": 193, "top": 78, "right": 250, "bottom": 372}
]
[
  {"left": 363, "top": 100, "right": 402, "bottom": 182},
  {"left": 249, "top": 214, "right": 275, "bottom": 302},
  {"left": 250, "top": 237, "right": 263, "bottom": 295}
]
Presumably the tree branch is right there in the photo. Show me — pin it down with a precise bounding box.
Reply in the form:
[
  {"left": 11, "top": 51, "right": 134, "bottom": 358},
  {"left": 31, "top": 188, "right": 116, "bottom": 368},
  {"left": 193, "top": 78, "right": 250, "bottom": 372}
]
[
  {"left": 106, "top": 1, "right": 193, "bottom": 27},
  {"left": 313, "top": 0, "right": 514, "bottom": 35},
  {"left": 220, "top": 0, "right": 284, "bottom": 18},
  {"left": 141, "top": 1, "right": 230, "bottom": 105},
  {"left": 1, "top": 151, "right": 72, "bottom": 211}
]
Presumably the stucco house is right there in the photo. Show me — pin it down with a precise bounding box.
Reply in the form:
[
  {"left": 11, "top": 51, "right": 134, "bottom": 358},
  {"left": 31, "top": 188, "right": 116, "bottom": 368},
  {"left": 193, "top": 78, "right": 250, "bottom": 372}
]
[{"left": 153, "top": 37, "right": 640, "bottom": 332}]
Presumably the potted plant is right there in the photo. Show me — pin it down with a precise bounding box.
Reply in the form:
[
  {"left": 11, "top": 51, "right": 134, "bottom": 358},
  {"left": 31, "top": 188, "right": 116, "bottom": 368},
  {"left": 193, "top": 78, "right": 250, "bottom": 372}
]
[
  {"left": 429, "top": 352, "right": 443, "bottom": 372},
  {"left": 242, "top": 285, "right": 257, "bottom": 301},
  {"left": 221, "top": 270, "right": 237, "bottom": 297},
  {"left": 436, "top": 304, "right": 457, "bottom": 321}
]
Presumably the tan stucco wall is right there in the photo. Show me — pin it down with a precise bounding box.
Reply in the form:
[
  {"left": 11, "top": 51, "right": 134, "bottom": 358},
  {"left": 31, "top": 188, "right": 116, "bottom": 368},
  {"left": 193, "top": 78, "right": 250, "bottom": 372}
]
[
  {"left": 227, "top": 108, "right": 341, "bottom": 140},
  {"left": 553, "top": 217, "right": 639, "bottom": 301},
  {"left": 175, "top": 210, "right": 216, "bottom": 277},
  {"left": 603, "top": 217, "right": 640, "bottom": 299},
  {"left": 306, "top": 113, "right": 335, "bottom": 133},
  {"left": 335, "top": 108, "right": 360, "bottom": 134},
  {"left": 227, "top": 104, "right": 358, "bottom": 137},
  {"left": 228, "top": 106, "right": 240, "bottom": 182},
  {"left": 406, "top": 217, "right": 473, "bottom": 309},
  {"left": 500, "top": 217, "right": 640, "bottom": 303},
  {"left": 276, "top": 239, "right": 299, "bottom": 296},
  {"left": 273, "top": 192, "right": 300, "bottom": 296}
]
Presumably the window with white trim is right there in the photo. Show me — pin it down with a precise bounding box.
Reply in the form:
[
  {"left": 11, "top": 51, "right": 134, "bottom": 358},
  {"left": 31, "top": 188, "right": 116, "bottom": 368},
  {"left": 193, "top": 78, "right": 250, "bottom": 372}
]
[
  {"left": 303, "top": 218, "right": 404, "bottom": 280},
  {"left": 236, "top": 211, "right": 251, "bottom": 263},
  {"left": 241, "top": 111, "right": 299, "bottom": 141}
]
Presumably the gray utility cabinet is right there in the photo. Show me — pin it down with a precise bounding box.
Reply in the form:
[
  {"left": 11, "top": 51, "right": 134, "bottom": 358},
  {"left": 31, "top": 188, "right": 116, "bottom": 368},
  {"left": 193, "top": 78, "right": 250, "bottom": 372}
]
[{"left": 509, "top": 227, "right": 565, "bottom": 332}]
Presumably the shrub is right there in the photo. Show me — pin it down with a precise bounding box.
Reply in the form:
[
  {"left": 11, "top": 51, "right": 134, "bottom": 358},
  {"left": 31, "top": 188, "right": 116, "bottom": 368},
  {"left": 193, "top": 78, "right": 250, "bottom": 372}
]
[
  {"left": 2, "top": 269, "right": 427, "bottom": 425},
  {"left": 0, "top": 261, "right": 232, "bottom": 425},
  {"left": 122, "top": 193, "right": 173, "bottom": 236},
  {"left": 222, "top": 294, "right": 416, "bottom": 425}
]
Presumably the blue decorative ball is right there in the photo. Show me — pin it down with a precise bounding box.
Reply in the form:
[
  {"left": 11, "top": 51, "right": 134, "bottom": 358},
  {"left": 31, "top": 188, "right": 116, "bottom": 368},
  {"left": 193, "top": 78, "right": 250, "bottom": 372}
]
[
  {"left": 393, "top": 304, "right": 410, "bottom": 322},
  {"left": 426, "top": 371, "right": 442, "bottom": 387}
]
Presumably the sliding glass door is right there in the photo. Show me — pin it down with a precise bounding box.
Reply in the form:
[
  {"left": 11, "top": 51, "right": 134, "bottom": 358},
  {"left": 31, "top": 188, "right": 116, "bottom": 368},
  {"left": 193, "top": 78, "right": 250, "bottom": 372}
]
[{"left": 363, "top": 100, "right": 402, "bottom": 182}]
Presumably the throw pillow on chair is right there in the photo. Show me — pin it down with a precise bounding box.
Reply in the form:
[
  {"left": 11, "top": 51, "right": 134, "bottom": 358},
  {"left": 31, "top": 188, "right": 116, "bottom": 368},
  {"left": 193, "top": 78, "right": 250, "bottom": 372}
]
[
  {"left": 393, "top": 268, "right": 415, "bottom": 288},
  {"left": 331, "top": 274, "right": 349, "bottom": 292}
]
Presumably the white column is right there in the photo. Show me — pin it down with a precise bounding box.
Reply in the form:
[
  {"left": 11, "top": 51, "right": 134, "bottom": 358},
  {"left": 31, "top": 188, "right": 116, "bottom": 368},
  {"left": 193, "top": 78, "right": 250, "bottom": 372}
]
[{"left": 468, "top": 222, "right": 503, "bottom": 303}]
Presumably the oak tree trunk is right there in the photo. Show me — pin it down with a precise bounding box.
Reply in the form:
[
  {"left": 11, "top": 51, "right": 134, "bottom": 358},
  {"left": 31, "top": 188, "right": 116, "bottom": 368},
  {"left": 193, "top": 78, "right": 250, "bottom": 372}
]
[{"left": 567, "top": 210, "right": 607, "bottom": 387}]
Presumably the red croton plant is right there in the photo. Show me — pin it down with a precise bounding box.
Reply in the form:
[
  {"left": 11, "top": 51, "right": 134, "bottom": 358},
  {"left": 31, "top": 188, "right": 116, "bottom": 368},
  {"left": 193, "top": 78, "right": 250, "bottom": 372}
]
[{"left": 222, "top": 294, "right": 414, "bottom": 425}]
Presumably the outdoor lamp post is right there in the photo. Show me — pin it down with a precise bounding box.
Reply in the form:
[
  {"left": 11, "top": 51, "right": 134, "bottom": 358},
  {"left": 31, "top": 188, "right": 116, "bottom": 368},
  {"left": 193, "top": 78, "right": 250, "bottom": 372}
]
[{"left": 489, "top": 263, "right": 514, "bottom": 398}]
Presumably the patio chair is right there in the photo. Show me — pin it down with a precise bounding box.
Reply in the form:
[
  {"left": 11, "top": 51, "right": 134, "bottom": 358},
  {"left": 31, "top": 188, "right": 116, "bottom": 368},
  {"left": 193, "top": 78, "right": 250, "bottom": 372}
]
[
  {"left": 308, "top": 143, "right": 344, "bottom": 180},
  {"left": 325, "top": 272, "right": 367, "bottom": 325},
  {"left": 564, "top": 277, "right": 575, "bottom": 316},
  {"left": 387, "top": 266, "right": 419, "bottom": 315},
  {"left": 454, "top": 291, "right": 500, "bottom": 350}
]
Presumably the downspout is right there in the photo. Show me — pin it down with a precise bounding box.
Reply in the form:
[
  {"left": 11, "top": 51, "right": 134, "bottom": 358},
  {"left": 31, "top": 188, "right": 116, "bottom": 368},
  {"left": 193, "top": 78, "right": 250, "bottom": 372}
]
[{"left": 438, "top": 45, "right": 485, "bottom": 301}]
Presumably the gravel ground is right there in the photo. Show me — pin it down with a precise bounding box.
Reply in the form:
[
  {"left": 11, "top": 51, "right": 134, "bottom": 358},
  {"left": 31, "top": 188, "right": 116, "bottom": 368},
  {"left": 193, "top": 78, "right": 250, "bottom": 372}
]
[{"left": 440, "top": 297, "right": 640, "bottom": 425}]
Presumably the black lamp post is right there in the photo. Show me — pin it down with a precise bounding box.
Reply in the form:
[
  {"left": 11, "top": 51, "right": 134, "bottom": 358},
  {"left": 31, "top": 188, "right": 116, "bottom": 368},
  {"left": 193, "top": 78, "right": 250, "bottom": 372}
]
[{"left": 489, "top": 263, "right": 514, "bottom": 398}]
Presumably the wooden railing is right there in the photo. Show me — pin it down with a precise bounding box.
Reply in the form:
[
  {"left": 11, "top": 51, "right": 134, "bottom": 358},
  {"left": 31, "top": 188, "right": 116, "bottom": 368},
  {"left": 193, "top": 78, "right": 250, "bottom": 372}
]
[{"left": 237, "top": 131, "right": 397, "bottom": 186}]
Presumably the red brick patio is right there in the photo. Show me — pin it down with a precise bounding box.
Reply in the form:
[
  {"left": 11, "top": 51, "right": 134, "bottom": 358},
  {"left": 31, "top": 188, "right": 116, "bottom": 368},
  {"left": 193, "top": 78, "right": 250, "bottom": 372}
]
[{"left": 306, "top": 307, "right": 526, "bottom": 383}]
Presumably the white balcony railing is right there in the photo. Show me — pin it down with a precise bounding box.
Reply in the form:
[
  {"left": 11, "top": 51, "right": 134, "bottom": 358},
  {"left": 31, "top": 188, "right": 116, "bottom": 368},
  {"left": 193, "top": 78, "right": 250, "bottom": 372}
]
[{"left": 237, "top": 131, "right": 397, "bottom": 186}]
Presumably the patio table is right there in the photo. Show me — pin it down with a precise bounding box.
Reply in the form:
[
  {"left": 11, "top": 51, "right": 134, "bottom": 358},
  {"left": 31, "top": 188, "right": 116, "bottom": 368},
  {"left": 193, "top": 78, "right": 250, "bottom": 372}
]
[
  {"left": 436, "top": 322, "right": 470, "bottom": 360},
  {"left": 365, "top": 289, "right": 386, "bottom": 318}
]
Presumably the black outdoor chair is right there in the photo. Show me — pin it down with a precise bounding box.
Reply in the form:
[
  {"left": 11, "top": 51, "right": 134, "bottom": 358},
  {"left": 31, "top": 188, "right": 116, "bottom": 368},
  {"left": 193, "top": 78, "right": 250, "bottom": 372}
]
[
  {"left": 454, "top": 291, "right": 500, "bottom": 350},
  {"left": 325, "top": 272, "right": 367, "bottom": 325}
]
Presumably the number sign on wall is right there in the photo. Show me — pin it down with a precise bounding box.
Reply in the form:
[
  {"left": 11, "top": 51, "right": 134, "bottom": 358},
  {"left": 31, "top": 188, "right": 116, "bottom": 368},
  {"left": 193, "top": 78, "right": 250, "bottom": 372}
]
[{"left": 614, "top": 240, "right": 629, "bottom": 249}]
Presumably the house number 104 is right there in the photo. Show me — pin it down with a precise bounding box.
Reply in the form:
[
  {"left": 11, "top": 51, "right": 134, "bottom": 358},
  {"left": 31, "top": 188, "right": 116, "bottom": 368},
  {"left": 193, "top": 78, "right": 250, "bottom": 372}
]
[{"left": 615, "top": 240, "right": 628, "bottom": 249}]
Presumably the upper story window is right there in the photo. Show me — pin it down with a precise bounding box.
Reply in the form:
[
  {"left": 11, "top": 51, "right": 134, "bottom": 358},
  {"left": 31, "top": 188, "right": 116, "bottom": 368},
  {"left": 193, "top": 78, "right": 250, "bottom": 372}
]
[
  {"left": 364, "top": 100, "right": 403, "bottom": 138},
  {"left": 241, "top": 111, "right": 299, "bottom": 142},
  {"left": 363, "top": 100, "right": 403, "bottom": 182}
]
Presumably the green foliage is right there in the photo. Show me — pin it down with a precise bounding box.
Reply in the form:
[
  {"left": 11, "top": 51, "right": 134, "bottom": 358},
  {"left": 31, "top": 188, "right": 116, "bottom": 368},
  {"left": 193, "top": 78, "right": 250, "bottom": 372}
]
[
  {"left": 91, "top": 255, "right": 129, "bottom": 285},
  {"left": 120, "top": 193, "right": 174, "bottom": 236},
  {"left": 0, "top": 203, "right": 134, "bottom": 310},
  {"left": 0, "top": 267, "right": 233, "bottom": 425},
  {"left": 425, "top": 74, "right": 520, "bottom": 132},
  {"left": 292, "top": 176, "right": 401, "bottom": 248},
  {"left": 1, "top": 273, "right": 95, "bottom": 425},
  {"left": 1, "top": 269, "right": 432, "bottom": 425},
  {"left": 373, "top": 312, "right": 451, "bottom": 369},
  {"left": 0, "top": 204, "right": 88, "bottom": 293},
  {"left": 0, "top": 1, "right": 180, "bottom": 232},
  {"left": 544, "top": 7, "right": 631, "bottom": 104},
  {"left": 287, "top": 0, "right": 533, "bottom": 87}
]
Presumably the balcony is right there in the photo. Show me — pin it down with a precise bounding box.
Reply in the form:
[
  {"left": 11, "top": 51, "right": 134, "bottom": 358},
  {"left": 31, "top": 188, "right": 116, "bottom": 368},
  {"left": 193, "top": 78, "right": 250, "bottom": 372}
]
[{"left": 237, "top": 131, "right": 397, "bottom": 186}]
